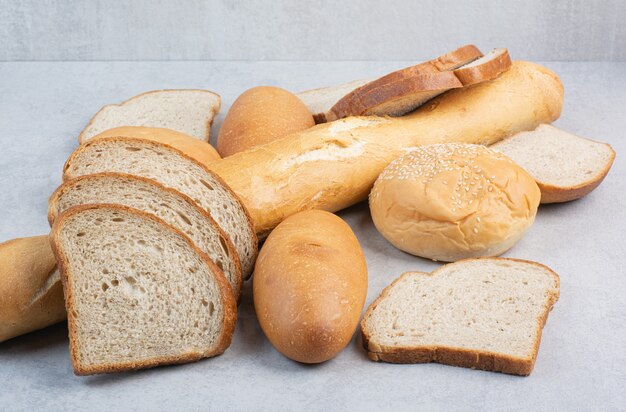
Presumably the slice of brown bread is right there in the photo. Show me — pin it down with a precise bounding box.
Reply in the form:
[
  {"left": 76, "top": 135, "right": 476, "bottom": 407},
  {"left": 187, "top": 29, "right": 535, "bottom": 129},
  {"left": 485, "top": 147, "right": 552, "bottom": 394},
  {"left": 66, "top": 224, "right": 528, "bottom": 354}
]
[
  {"left": 50, "top": 205, "right": 237, "bottom": 375},
  {"left": 62, "top": 137, "right": 258, "bottom": 278},
  {"left": 49, "top": 173, "right": 243, "bottom": 300},
  {"left": 296, "top": 45, "right": 483, "bottom": 122},
  {"left": 491, "top": 124, "right": 616, "bottom": 203},
  {"left": 361, "top": 258, "right": 559, "bottom": 376},
  {"left": 327, "top": 48, "right": 511, "bottom": 121},
  {"left": 78, "top": 90, "right": 221, "bottom": 143}
]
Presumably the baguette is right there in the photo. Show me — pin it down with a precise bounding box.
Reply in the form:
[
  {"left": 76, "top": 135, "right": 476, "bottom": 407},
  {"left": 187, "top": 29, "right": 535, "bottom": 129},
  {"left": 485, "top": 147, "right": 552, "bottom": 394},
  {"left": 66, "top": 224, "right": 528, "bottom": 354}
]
[
  {"left": 0, "top": 235, "right": 65, "bottom": 343},
  {"left": 210, "top": 61, "right": 563, "bottom": 237}
]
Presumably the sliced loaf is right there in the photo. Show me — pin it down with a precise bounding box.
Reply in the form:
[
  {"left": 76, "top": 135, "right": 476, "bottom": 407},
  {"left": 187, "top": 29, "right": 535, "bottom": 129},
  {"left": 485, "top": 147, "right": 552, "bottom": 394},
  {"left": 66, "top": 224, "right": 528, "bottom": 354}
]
[
  {"left": 491, "top": 124, "right": 616, "bottom": 203},
  {"left": 361, "top": 258, "right": 560, "bottom": 376},
  {"left": 48, "top": 173, "right": 243, "bottom": 299},
  {"left": 62, "top": 137, "right": 257, "bottom": 277},
  {"left": 50, "top": 205, "right": 237, "bottom": 375},
  {"left": 78, "top": 90, "right": 221, "bottom": 143}
]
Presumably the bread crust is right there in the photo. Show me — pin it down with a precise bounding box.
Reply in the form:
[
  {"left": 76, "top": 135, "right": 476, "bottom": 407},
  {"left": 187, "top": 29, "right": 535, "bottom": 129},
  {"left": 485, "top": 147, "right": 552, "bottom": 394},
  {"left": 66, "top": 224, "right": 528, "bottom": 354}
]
[
  {"left": 48, "top": 172, "right": 243, "bottom": 302},
  {"left": 77, "top": 89, "right": 221, "bottom": 144},
  {"left": 50, "top": 204, "right": 237, "bottom": 375},
  {"left": 453, "top": 49, "right": 512, "bottom": 85},
  {"left": 360, "top": 258, "right": 560, "bottom": 376},
  {"left": 62, "top": 136, "right": 258, "bottom": 278}
]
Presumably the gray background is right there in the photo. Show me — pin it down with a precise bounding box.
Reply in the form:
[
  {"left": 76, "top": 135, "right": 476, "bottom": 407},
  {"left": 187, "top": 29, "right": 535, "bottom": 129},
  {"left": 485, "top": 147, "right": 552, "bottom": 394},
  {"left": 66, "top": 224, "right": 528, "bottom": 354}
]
[
  {"left": 1, "top": 0, "right": 625, "bottom": 61},
  {"left": 1, "top": 1, "right": 625, "bottom": 412}
]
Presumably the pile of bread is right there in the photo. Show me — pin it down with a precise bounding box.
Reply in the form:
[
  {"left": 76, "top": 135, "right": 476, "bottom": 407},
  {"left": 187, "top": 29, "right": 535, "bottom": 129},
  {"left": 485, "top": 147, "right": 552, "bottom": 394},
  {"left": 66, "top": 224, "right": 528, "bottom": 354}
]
[{"left": 0, "top": 45, "right": 615, "bottom": 377}]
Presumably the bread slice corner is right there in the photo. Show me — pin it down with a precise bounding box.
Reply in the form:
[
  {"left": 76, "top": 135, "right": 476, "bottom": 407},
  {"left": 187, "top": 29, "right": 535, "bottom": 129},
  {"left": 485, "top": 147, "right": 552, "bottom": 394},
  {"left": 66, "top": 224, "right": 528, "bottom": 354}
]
[
  {"left": 491, "top": 124, "right": 616, "bottom": 203},
  {"left": 51, "top": 204, "right": 237, "bottom": 375},
  {"left": 361, "top": 258, "right": 559, "bottom": 376},
  {"left": 78, "top": 89, "right": 221, "bottom": 143}
]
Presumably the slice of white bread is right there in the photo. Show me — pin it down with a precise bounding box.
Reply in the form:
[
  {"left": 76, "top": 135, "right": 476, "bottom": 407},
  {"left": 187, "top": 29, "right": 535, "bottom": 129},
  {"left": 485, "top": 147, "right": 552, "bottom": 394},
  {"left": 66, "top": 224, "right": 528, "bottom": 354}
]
[
  {"left": 48, "top": 173, "right": 243, "bottom": 300},
  {"left": 62, "top": 137, "right": 258, "bottom": 278},
  {"left": 50, "top": 205, "right": 237, "bottom": 375},
  {"left": 78, "top": 90, "right": 221, "bottom": 143},
  {"left": 296, "top": 45, "right": 483, "bottom": 122},
  {"left": 361, "top": 258, "right": 559, "bottom": 376},
  {"left": 491, "top": 124, "right": 616, "bottom": 203},
  {"left": 327, "top": 48, "right": 511, "bottom": 121}
]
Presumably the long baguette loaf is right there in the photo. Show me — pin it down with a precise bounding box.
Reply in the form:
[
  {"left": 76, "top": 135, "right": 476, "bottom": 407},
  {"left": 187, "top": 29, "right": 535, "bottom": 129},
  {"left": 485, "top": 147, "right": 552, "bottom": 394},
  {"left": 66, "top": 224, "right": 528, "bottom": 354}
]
[{"left": 210, "top": 61, "right": 563, "bottom": 237}]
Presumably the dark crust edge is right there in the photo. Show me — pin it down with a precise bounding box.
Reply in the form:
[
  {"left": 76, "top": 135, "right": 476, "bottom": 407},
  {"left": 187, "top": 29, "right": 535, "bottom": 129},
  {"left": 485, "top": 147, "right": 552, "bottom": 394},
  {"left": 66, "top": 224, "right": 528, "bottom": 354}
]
[
  {"left": 360, "top": 257, "right": 560, "bottom": 376},
  {"left": 453, "top": 49, "right": 512, "bottom": 86},
  {"left": 77, "top": 89, "right": 221, "bottom": 144},
  {"left": 62, "top": 136, "right": 258, "bottom": 278},
  {"left": 48, "top": 172, "right": 243, "bottom": 302},
  {"left": 50, "top": 204, "right": 237, "bottom": 376}
]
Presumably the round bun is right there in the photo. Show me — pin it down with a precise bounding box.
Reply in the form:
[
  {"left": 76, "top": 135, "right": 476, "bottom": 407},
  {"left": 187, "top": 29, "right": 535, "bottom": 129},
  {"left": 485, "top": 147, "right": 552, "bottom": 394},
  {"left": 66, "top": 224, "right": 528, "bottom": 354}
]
[
  {"left": 369, "top": 144, "right": 540, "bottom": 262},
  {"left": 217, "top": 86, "right": 315, "bottom": 157}
]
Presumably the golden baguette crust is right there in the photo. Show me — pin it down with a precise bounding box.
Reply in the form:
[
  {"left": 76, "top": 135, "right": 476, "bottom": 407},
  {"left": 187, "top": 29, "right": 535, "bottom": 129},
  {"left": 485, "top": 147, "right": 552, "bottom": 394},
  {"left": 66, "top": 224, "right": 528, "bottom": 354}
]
[
  {"left": 78, "top": 89, "right": 221, "bottom": 143},
  {"left": 0, "top": 236, "right": 65, "bottom": 343},
  {"left": 360, "top": 258, "right": 560, "bottom": 376},
  {"left": 89, "top": 126, "right": 221, "bottom": 166},
  {"left": 50, "top": 204, "right": 237, "bottom": 375},
  {"left": 210, "top": 61, "right": 564, "bottom": 237}
]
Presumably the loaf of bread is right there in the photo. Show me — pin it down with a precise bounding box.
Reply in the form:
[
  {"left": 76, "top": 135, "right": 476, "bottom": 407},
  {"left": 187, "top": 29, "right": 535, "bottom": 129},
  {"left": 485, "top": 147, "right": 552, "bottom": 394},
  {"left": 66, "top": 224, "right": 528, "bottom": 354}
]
[
  {"left": 78, "top": 89, "right": 221, "bottom": 143},
  {"left": 217, "top": 86, "right": 315, "bottom": 157},
  {"left": 369, "top": 144, "right": 541, "bottom": 262},
  {"left": 51, "top": 205, "right": 237, "bottom": 375},
  {"left": 360, "top": 258, "right": 560, "bottom": 376},
  {"left": 210, "top": 61, "right": 563, "bottom": 237},
  {"left": 90, "top": 126, "right": 221, "bottom": 165},
  {"left": 0, "top": 235, "right": 65, "bottom": 343},
  {"left": 253, "top": 210, "right": 367, "bottom": 363}
]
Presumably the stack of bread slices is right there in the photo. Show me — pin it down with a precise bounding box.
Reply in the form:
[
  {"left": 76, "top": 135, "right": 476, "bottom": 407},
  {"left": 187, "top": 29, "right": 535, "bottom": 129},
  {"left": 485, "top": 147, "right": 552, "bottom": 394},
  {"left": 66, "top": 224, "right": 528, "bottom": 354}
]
[{"left": 47, "top": 91, "right": 259, "bottom": 375}]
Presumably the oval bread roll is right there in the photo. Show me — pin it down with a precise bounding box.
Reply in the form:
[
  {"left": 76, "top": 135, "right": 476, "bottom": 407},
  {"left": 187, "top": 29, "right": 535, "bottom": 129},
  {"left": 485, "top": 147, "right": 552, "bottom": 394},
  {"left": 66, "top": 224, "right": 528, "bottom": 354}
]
[
  {"left": 90, "top": 126, "right": 221, "bottom": 166},
  {"left": 217, "top": 86, "right": 315, "bottom": 157},
  {"left": 369, "top": 144, "right": 541, "bottom": 262},
  {"left": 253, "top": 210, "right": 367, "bottom": 363}
]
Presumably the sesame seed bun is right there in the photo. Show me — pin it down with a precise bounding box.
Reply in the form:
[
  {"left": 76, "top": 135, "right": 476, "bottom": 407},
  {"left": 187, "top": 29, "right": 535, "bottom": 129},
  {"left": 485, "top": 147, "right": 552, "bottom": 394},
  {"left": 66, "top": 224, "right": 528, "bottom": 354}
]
[{"left": 369, "top": 144, "right": 541, "bottom": 262}]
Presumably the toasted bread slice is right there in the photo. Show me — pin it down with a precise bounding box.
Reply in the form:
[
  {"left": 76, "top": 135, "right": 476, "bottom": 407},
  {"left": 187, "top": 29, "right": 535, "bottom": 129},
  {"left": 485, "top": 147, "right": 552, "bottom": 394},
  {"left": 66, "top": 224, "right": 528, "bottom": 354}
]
[
  {"left": 361, "top": 258, "right": 559, "bottom": 376},
  {"left": 51, "top": 205, "right": 237, "bottom": 375},
  {"left": 491, "top": 124, "right": 616, "bottom": 203},
  {"left": 49, "top": 173, "right": 243, "bottom": 300},
  {"left": 78, "top": 90, "right": 221, "bottom": 143}
]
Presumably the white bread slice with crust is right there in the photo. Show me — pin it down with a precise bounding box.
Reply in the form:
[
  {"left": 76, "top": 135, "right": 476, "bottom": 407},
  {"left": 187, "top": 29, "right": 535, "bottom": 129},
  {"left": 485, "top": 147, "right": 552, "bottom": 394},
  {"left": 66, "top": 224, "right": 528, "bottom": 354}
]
[
  {"left": 327, "top": 48, "right": 511, "bottom": 121},
  {"left": 491, "top": 124, "right": 616, "bottom": 203},
  {"left": 361, "top": 258, "right": 559, "bottom": 376},
  {"left": 62, "top": 137, "right": 258, "bottom": 278},
  {"left": 48, "top": 173, "right": 243, "bottom": 300},
  {"left": 78, "top": 90, "right": 221, "bottom": 143},
  {"left": 296, "top": 79, "right": 371, "bottom": 123},
  {"left": 50, "top": 204, "right": 237, "bottom": 375}
]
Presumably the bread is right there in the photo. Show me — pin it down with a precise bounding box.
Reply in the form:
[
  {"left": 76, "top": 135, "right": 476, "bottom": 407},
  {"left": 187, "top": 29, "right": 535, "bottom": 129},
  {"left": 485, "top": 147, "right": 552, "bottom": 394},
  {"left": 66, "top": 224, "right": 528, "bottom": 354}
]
[
  {"left": 0, "top": 235, "right": 65, "bottom": 343},
  {"left": 491, "top": 124, "right": 616, "bottom": 203},
  {"left": 253, "top": 210, "right": 367, "bottom": 363},
  {"left": 296, "top": 79, "right": 371, "bottom": 123},
  {"left": 297, "top": 45, "right": 483, "bottom": 123},
  {"left": 78, "top": 89, "right": 221, "bottom": 143},
  {"left": 209, "top": 61, "right": 563, "bottom": 237},
  {"left": 327, "top": 48, "right": 510, "bottom": 120},
  {"left": 369, "top": 144, "right": 541, "bottom": 262},
  {"left": 361, "top": 258, "right": 560, "bottom": 376},
  {"left": 50, "top": 205, "right": 237, "bottom": 375},
  {"left": 48, "top": 173, "right": 243, "bottom": 299},
  {"left": 90, "top": 126, "right": 221, "bottom": 165},
  {"left": 62, "top": 137, "right": 258, "bottom": 277},
  {"left": 217, "top": 86, "right": 315, "bottom": 157}
]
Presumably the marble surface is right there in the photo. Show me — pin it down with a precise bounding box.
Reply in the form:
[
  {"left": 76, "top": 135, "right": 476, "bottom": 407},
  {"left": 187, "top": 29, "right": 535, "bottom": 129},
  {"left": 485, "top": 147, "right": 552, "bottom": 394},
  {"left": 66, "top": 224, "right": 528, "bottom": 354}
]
[
  {"left": 0, "top": 61, "right": 625, "bottom": 411},
  {"left": 2, "top": 0, "right": 625, "bottom": 61}
]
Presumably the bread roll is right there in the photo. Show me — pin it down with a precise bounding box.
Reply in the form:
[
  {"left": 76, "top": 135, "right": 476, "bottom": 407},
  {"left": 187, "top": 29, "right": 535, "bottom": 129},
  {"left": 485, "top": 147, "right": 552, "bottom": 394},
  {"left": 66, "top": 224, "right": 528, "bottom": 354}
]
[
  {"left": 217, "top": 86, "right": 315, "bottom": 157},
  {"left": 90, "top": 126, "right": 221, "bottom": 166},
  {"left": 210, "top": 61, "right": 563, "bottom": 237},
  {"left": 253, "top": 210, "right": 367, "bottom": 363},
  {"left": 0, "top": 235, "right": 65, "bottom": 342},
  {"left": 369, "top": 144, "right": 541, "bottom": 262}
]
